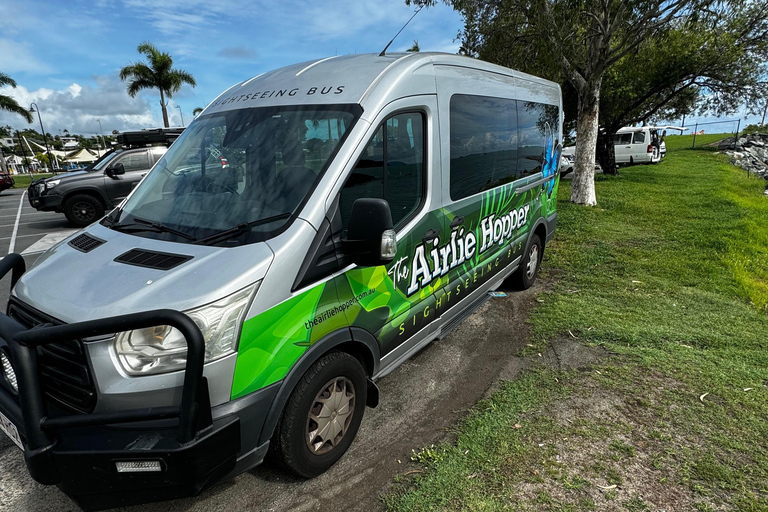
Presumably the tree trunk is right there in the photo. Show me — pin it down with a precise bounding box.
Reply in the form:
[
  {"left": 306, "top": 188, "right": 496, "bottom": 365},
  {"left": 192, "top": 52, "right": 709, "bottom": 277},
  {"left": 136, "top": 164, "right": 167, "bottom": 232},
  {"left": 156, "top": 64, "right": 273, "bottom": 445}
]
[
  {"left": 570, "top": 85, "right": 600, "bottom": 206},
  {"left": 596, "top": 130, "right": 618, "bottom": 175},
  {"left": 160, "top": 89, "right": 169, "bottom": 128}
]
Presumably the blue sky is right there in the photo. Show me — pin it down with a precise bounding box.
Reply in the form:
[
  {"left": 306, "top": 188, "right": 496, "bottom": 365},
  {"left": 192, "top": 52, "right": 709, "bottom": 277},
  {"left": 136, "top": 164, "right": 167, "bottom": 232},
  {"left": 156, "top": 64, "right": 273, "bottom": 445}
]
[
  {"left": 0, "top": 0, "right": 463, "bottom": 135},
  {"left": 1, "top": 0, "right": 762, "bottom": 137}
]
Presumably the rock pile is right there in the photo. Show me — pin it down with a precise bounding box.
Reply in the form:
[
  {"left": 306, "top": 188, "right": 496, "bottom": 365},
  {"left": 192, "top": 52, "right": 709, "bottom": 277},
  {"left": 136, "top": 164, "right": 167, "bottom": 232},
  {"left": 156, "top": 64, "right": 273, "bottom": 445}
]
[{"left": 718, "top": 133, "right": 768, "bottom": 180}]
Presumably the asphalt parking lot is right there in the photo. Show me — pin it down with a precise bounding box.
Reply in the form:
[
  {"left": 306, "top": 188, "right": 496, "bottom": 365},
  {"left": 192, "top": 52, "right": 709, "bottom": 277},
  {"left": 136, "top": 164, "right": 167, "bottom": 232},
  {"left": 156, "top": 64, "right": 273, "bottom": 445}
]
[{"left": 0, "top": 187, "right": 78, "bottom": 307}]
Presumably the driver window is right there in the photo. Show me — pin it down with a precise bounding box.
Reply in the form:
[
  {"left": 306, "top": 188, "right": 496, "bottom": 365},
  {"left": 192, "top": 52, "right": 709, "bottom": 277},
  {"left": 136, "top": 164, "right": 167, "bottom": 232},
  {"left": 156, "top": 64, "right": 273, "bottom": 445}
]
[
  {"left": 118, "top": 151, "right": 150, "bottom": 172},
  {"left": 339, "top": 112, "right": 425, "bottom": 230}
]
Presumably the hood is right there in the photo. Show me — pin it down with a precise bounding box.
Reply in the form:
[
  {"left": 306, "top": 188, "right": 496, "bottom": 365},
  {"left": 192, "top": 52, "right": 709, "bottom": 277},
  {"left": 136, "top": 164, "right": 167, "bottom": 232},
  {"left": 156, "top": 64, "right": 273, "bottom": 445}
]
[
  {"left": 13, "top": 223, "right": 274, "bottom": 324},
  {"left": 49, "top": 170, "right": 90, "bottom": 180}
]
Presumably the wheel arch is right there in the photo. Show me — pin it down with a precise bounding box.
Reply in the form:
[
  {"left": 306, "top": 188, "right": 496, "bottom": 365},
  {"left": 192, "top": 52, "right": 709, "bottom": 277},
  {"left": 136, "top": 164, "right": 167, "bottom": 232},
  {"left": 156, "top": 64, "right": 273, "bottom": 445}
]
[
  {"left": 257, "top": 327, "right": 380, "bottom": 446},
  {"left": 529, "top": 218, "right": 548, "bottom": 253},
  {"left": 62, "top": 187, "right": 110, "bottom": 208}
]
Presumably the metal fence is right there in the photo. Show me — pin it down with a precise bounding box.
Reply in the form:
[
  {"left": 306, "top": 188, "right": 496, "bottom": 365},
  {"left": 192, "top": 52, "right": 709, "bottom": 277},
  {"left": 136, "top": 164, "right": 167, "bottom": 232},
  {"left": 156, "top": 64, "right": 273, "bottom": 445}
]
[{"left": 687, "top": 119, "right": 741, "bottom": 149}]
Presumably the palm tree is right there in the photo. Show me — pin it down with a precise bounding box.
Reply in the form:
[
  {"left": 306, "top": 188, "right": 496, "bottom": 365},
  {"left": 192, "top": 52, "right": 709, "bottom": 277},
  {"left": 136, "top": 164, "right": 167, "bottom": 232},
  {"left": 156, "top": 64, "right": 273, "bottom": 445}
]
[
  {"left": 0, "top": 72, "right": 33, "bottom": 123},
  {"left": 120, "top": 42, "right": 196, "bottom": 128},
  {"left": 406, "top": 40, "right": 420, "bottom": 52},
  {"left": 192, "top": 107, "right": 204, "bottom": 117}
]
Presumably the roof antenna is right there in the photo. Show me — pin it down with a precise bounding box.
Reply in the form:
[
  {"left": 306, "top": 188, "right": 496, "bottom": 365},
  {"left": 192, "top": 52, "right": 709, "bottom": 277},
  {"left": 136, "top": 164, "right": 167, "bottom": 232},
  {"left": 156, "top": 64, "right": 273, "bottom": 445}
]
[{"left": 379, "top": 5, "right": 425, "bottom": 57}]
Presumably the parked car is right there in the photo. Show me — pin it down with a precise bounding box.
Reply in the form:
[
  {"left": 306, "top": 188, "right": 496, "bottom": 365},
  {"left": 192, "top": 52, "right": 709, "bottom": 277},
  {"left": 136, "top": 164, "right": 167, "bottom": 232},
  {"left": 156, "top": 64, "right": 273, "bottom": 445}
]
[
  {"left": 27, "top": 129, "right": 182, "bottom": 227},
  {"left": 0, "top": 53, "right": 562, "bottom": 510},
  {"left": 0, "top": 172, "right": 14, "bottom": 192}
]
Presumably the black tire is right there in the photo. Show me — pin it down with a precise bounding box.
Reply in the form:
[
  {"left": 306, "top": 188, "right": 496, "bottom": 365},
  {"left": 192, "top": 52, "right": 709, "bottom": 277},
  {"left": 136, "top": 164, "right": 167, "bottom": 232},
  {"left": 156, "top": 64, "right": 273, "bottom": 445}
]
[
  {"left": 510, "top": 234, "right": 543, "bottom": 290},
  {"left": 63, "top": 194, "right": 105, "bottom": 227},
  {"left": 271, "top": 352, "right": 367, "bottom": 478}
]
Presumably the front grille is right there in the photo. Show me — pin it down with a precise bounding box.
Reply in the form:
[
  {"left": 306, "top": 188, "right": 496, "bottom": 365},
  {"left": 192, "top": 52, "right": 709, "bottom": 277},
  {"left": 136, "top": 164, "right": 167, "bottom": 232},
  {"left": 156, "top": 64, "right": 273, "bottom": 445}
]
[
  {"left": 115, "top": 249, "right": 193, "bottom": 270},
  {"left": 7, "top": 299, "right": 97, "bottom": 413},
  {"left": 68, "top": 233, "right": 105, "bottom": 253}
]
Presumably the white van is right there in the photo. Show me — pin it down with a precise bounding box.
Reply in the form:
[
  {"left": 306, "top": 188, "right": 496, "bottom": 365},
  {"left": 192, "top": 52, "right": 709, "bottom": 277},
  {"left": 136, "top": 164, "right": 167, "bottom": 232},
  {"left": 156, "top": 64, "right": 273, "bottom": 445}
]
[
  {"left": 613, "top": 126, "right": 686, "bottom": 165},
  {"left": 0, "top": 53, "right": 562, "bottom": 510},
  {"left": 614, "top": 126, "right": 661, "bottom": 165}
]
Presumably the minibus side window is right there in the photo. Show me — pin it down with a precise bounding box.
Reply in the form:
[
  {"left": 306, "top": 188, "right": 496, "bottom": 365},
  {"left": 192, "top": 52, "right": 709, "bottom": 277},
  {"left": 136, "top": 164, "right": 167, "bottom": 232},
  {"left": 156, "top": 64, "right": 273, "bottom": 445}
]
[
  {"left": 449, "top": 95, "right": 518, "bottom": 200},
  {"left": 339, "top": 112, "right": 425, "bottom": 229},
  {"left": 633, "top": 132, "right": 646, "bottom": 144}
]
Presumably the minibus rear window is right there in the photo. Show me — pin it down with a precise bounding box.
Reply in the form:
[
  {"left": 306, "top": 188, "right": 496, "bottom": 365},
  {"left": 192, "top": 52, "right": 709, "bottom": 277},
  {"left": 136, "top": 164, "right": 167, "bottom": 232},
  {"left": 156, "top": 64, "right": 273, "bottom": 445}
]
[{"left": 115, "top": 104, "right": 361, "bottom": 245}]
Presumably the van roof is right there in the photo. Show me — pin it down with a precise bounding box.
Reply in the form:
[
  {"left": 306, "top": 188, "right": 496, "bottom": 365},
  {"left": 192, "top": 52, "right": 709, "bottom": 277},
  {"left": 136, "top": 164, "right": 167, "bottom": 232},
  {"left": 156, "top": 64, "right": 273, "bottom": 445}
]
[{"left": 203, "top": 52, "right": 558, "bottom": 116}]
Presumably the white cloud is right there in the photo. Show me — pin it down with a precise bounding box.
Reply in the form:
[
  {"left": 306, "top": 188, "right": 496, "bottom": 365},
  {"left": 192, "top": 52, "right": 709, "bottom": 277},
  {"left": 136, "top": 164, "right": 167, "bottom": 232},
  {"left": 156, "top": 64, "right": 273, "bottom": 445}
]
[{"left": 0, "top": 74, "right": 161, "bottom": 134}]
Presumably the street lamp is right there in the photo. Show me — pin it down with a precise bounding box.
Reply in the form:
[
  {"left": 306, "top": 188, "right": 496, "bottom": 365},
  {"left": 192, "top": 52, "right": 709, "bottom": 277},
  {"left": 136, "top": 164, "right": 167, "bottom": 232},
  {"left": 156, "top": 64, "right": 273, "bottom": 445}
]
[
  {"left": 176, "top": 105, "right": 185, "bottom": 127},
  {"left": 29, "top": 102, "right": 56, "bottom": 173}
]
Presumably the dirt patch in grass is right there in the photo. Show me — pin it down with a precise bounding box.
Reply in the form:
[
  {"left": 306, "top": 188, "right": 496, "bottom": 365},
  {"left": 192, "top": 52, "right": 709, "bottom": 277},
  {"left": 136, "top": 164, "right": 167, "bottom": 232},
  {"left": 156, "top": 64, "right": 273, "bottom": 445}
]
[{"left": 512, "top": 368, "right": 706, "bottom": 512}]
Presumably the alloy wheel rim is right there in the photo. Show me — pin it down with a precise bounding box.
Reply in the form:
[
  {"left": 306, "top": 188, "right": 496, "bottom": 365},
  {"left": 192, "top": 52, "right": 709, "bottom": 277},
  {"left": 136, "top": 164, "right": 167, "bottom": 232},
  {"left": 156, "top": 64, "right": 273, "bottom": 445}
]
[
  {"left": 305, "top": 376, "right": 355, "bottom": 455},
  {"left": 526, "top": 245, "right": 539, "bottom": 279},
  {"left": 73, "top": 202, "right": 95, "bottom": 222}
]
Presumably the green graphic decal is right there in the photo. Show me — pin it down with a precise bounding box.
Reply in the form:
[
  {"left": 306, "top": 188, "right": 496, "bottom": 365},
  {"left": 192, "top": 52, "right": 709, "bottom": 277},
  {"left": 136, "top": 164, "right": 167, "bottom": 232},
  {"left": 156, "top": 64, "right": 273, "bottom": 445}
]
[{"left": 231, "top": 171, "right": 560, "bottom": 400}]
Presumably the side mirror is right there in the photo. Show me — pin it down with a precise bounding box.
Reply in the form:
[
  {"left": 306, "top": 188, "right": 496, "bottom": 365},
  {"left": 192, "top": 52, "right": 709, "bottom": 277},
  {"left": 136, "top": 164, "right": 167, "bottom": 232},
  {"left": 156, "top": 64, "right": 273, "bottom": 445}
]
[
  {"left": 341, "top": 198, "right": 397, "bottom": 267},
  {"left": 106, "top": 162, "right": 125, "bottom": 178}
]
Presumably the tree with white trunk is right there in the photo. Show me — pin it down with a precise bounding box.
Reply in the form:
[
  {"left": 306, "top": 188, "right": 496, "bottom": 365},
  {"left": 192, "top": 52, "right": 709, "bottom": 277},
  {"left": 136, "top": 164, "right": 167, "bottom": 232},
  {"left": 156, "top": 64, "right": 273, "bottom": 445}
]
[{"left": 407, "top": 0, "right": 724, "bottom": 205}]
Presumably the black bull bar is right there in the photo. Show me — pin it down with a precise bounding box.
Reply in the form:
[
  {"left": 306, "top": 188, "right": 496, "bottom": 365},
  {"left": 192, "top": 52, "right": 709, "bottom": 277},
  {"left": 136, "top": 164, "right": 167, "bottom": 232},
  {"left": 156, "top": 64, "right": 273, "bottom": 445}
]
[{"left": 0, "top": 253, "right": 239, "bottom": 510}]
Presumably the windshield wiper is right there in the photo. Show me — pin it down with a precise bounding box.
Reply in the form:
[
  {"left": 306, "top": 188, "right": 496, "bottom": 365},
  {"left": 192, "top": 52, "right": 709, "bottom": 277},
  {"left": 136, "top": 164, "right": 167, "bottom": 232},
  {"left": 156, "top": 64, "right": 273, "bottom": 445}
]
[
  {"left": 111, "top": 216, "right": 197, "bottom": 242},
  {"left": 196, "top": 213, "right": 292, "bottom": 246}
]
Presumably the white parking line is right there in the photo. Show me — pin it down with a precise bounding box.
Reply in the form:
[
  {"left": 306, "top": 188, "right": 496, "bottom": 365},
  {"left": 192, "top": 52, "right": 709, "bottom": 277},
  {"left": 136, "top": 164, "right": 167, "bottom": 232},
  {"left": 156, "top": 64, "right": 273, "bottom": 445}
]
[
  {"left": 7, "top": 190, "right": 26, "bottom": 254},
  {"left": 0, "top": 212, "right": 52, "bottom": 220},
  {"left": 21, "top": 230, "right": 78, "bottom": 255}
]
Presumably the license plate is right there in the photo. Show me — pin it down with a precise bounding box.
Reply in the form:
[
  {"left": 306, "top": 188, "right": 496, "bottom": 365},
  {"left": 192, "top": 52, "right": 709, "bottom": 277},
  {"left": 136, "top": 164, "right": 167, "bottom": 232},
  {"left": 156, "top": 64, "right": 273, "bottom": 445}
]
[{"left": 0, "top": 410, "right": 23, "bottom": 450}]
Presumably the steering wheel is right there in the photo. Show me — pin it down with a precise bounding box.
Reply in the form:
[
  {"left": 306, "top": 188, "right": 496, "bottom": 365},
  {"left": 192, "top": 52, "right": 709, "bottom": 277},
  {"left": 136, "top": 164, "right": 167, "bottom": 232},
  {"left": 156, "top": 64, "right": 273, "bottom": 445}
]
[{"left": 206, "top": 180, "right": 238, "bottom": 195}]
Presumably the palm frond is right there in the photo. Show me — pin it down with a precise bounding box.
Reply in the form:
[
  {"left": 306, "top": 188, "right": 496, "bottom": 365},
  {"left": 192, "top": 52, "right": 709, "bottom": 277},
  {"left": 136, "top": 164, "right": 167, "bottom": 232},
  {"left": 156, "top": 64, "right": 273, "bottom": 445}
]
[
  {"left": 0, "top": 72, "right": 18, "bottom": 88},
  {"left": 0, "top": 95, "right": 33, "bottom": 123},
  {"left": 126, "top": 78, "right": 156, "bottom": 97},
  {"left": 137, "top": 42, "right": 161, "bottom": 62}
]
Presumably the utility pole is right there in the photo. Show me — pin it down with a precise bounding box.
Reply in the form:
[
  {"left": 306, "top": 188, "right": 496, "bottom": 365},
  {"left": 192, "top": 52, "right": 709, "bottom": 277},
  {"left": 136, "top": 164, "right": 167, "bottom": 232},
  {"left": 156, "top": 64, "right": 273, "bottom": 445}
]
[
  {"left": 30, "top": 103, "right": 56, "bottom": 173},
  {"left": 97, "top": 119, "right": 107, "bottom": 154},
  {"left": 16, "top": 130, "right": 28, "bottom": 173},
  {"left": 176, "top": 105, "right": 185, "bottom": 127}
]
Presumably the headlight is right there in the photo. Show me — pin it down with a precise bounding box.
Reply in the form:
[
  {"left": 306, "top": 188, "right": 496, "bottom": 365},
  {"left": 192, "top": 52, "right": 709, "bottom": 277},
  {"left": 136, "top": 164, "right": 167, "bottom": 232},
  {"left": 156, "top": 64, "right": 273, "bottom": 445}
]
[
  {"left": 114, "top": 282, "right": 259, "bottom": 376},
  {"left": 35, "top": 183, "right": 45, "bottom": 193},
  {"left": 45, "top": 179, "right": 60, "bottom": 189}
]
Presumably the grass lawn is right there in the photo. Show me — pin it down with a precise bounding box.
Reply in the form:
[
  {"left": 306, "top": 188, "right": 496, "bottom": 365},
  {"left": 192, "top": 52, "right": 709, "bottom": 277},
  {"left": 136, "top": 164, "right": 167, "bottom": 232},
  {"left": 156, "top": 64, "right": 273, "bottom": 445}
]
[
  {"left": 11, "top": 173, "right": 53, "bottom": 189},
  {"left": 384, "top": 149, "right": 768, "bottom": 510},
  {"left": 664, "top": 133, "right": 730, "bottom": 151}
]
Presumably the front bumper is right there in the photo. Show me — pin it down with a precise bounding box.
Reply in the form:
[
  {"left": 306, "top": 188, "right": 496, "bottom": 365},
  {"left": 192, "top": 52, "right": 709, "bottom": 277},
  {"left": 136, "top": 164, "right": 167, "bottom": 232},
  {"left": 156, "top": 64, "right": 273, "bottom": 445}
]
[
  {"left": 27, "top": 186, "right": 63, "bottom": 211},
  {"left": 0, "top": 254, "right": 241, "bottom": 511}
]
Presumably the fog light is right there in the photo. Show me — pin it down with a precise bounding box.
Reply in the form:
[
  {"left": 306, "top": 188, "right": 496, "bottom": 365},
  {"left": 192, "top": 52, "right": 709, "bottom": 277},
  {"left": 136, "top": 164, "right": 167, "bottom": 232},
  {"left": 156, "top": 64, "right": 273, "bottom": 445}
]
[
  {"left": 0, "top": 352, "right": 17, "bottom": 393},
  {"left": 115, "top": 460, "right": 163, "bottom": 473}
]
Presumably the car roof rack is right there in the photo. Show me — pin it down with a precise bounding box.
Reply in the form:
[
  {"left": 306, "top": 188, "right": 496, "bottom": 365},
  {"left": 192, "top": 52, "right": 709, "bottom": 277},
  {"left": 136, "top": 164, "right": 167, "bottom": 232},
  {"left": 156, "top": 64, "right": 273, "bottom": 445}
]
[{"left": 116, "top": 128, "right": 185, "bottom": 148}]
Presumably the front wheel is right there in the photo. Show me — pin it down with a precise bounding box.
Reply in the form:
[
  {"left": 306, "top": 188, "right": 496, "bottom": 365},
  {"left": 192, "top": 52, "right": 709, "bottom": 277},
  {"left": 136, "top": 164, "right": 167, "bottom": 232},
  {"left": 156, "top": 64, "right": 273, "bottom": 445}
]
[
  {"left": 63, "top": 194, "right": 105, "bottom": 227},
  {"left": 510, "top": 234, "right": 543, "bottom": 290},
  {"left": 272, "top": 352, "right": 367, "bottom": 478}
]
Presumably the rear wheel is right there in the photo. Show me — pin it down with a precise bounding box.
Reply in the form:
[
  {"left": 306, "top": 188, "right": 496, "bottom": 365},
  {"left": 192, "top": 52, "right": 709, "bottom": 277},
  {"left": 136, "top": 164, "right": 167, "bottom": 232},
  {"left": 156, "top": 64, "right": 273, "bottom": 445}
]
[
  {"left": 272, "top": 352, "right": 367, "bottom": 478},
  {"left": 63, "top": 194, "right": 105, "bottom": 227},
  {"left": 510, "top": 234, "right": 543, "bottom": 290}
]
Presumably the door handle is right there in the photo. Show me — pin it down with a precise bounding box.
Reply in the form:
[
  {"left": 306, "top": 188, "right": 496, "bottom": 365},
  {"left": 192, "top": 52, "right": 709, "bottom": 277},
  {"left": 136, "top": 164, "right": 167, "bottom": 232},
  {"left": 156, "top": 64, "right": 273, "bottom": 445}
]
[
  {"left": 422, "top": 228, "right": 441, "bottom": 243},
  {"left": 449, "top": 216, "right": 464, "bottom": 229}
]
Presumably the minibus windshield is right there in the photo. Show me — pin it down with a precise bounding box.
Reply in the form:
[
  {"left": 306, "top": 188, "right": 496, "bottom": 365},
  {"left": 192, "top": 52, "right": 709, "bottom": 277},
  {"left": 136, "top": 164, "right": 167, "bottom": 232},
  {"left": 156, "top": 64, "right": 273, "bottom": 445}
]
[{"left": 114, "top": 104, "right": 361, "bottom": 245}]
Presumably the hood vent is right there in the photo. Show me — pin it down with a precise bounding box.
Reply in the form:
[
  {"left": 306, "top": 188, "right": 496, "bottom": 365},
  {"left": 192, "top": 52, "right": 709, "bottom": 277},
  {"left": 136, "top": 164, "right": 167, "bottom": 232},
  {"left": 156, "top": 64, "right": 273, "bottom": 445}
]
[
  {"left": 68, "top": 233, "right": 106, "bottom": 253},
  {"left": 115, "top": 249, "right": 193, "bottom": 270}
]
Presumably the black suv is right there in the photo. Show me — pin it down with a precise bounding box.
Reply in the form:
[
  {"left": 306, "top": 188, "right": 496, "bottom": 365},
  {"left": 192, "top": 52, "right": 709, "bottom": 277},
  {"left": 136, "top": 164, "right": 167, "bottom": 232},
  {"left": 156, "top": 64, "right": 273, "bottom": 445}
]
[{"left": 28, "top": 128, "right": 183, "bottom": 227}]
